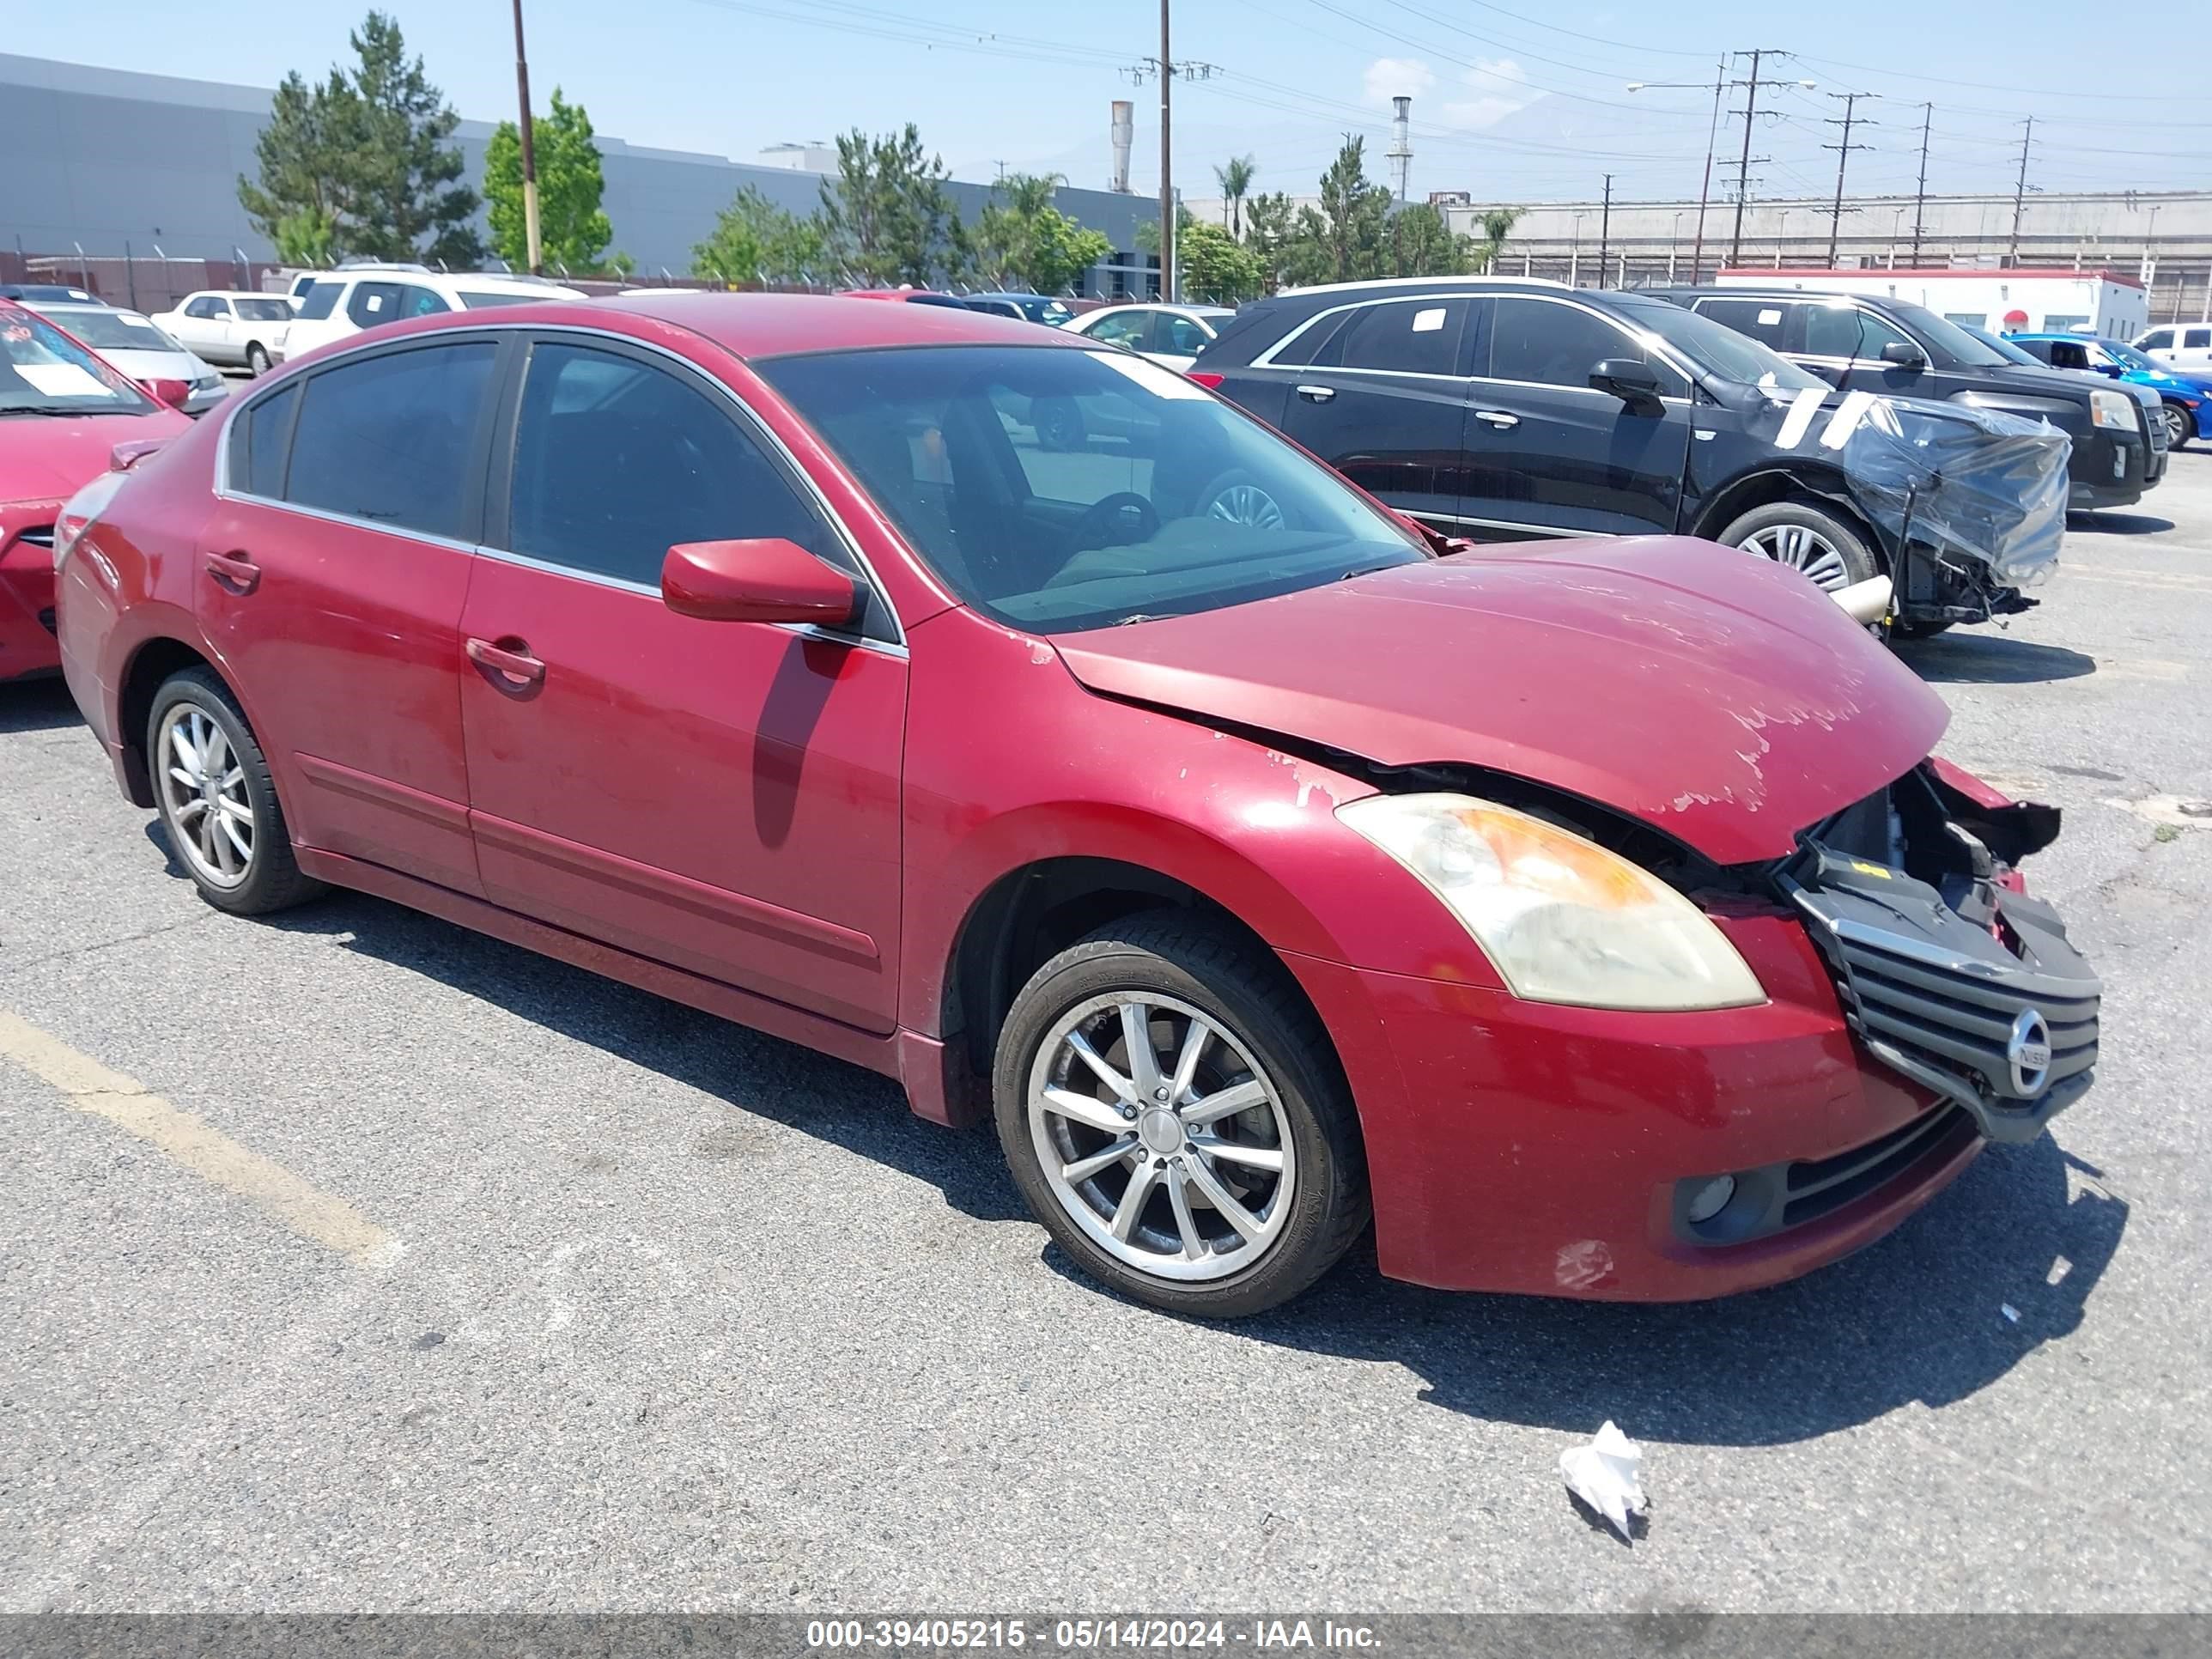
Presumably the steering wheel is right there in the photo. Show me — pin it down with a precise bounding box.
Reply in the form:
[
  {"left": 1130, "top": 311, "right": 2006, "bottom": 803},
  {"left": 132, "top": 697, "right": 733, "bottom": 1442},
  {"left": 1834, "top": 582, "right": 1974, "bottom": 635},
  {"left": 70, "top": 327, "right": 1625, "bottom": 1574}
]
[{"left": 1066, "top": 492, "right": 1161, "bottom": 556}]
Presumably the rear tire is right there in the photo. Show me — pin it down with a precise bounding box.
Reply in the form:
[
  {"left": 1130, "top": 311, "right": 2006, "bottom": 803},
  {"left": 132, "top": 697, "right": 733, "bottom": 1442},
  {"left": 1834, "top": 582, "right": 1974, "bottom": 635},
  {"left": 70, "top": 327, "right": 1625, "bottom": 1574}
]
[
  {"left": 2164, "top": 402, "right": 2191, "bottom": 450},
  {"left": 993, "top": 911, "right": 1369, "bottom": 1319},
  {"left": 1716, "top": 500, "right": 1878, "bottom": 592},
  {"left": 147, "top": 667, "right": 323, "bottom": 916},
  {"left": 245, "top": 342, "right": 272, "bottom": 376}
]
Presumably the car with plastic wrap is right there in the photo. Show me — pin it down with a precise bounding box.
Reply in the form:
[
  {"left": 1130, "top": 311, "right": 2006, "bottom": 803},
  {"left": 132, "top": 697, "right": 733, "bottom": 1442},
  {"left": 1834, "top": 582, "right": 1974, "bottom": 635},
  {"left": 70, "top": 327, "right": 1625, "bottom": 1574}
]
[
  {"left": 1, "top": 299, "right": 191, "bottom": 683},
  {"left": 1654, "top": 284, "right": 2157, "bottom": 512},
  {"left": 1194, "top": 277, "right": 2069, "bottom": 635},
  {"left": 53, "top": 293, "right": 2100, "bottom": 1316}
]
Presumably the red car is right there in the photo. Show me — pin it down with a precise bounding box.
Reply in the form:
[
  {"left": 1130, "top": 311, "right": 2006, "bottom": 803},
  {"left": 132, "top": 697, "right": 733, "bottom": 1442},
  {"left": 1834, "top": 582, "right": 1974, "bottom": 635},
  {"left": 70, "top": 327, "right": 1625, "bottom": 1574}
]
[
  {"left": 55, "top": 293, "right": 2100, "bottom": 1316},
  {"left": 2, "top": 300, "right": 191, "bottom": 683}
]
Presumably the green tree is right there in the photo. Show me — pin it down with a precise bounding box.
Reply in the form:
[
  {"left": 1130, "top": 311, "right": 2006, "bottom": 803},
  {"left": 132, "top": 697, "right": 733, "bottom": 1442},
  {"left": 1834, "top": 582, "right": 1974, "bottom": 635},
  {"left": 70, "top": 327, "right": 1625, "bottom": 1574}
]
[
  {"left": 271, "top": 206, "right": 339, "bottom": 268},
  {"left": 819, "top": 125, "right": 962, "bottom": 287},
  {"left": 238, "top": 12, "right": 480, "bottom": 266},
  {"left": 1295, "top": 137, "right": 1392, "bottom": 286},
  {"left": 973, "top": 173, "right": 1110, "bottom": 294},
  {"left": 1243, "top": 191, "right": 1299, "bottom": 290},
  {"left": 484, "top": 88, "right": 611, "bottom": 271},
  {"left": 1177, "top": 220, "right": 1265, "bottom": 304},
  {"left": 1214, "top": 155, "right": 1257, "bottom": 238},
  {"left": 1476, "top": 207, "right": 1522, "bottom": 274},
  {"left": 1388, "top": 203, "right": 1469, "bottom": 277},
  {"left": 692, "top": 186, "right": 827, "bottom": 286}
]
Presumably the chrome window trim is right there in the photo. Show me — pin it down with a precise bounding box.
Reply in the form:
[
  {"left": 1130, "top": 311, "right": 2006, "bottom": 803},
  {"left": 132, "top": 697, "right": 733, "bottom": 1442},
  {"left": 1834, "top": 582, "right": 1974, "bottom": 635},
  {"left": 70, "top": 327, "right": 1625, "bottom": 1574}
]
[
  {"left": 1255, "top": 289, "right": 1698, "bottom": 399},
  {"left": 212, "top": 319, "right": 908, "bottom": 652},
  {"left": 1423, "top": 510, "right": 1599, "bottom": 538}
]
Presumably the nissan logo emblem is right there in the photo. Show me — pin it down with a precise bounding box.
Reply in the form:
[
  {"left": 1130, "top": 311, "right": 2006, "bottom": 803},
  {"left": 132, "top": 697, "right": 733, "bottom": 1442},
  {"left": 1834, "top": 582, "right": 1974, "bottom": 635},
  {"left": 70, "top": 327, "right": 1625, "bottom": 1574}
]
[{"left": 2006, "top": 1007, "right": 2053, "bottom": 1098}]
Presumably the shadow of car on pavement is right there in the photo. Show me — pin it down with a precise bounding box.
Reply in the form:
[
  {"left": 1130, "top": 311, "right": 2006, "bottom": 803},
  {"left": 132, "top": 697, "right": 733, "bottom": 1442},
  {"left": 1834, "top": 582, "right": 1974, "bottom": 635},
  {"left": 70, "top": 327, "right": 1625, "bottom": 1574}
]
[
  {"left": 1896, "top": 631, "right": 2098, "bottom": 684},
  {"left": 0, "top": 677, "right": 82, "bottom": 735},
  {"left": 147, "top": 836, "right": 2124, "bottom": 1451}
]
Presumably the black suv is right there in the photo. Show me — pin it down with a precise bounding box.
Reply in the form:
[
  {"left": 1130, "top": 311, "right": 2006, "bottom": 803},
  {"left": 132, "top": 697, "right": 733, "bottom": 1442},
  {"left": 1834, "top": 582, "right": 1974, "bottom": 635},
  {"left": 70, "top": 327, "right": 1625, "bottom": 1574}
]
[
  {"left": 1197, "top": 277, "right": 2057, "bottom": 627},
  {"left": 1647, "top": 285, "right": 2156, "bottom": 510}
]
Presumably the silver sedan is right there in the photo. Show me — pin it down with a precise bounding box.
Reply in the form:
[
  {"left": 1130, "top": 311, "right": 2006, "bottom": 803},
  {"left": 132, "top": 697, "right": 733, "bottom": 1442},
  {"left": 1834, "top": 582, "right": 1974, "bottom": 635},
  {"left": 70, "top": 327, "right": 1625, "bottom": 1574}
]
[{"left": 28, "top": 302, "right": 228, "bottom": 415}]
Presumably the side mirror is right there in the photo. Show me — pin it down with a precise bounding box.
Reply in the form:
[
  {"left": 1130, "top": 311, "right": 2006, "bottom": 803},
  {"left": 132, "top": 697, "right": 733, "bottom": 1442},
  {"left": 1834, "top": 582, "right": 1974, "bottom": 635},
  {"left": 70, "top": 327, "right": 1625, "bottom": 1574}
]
[
  {"left": 1878, "top": 341, "right": 1927, "bottom": 369},
  {"left": 662, "top": 538, "right": 858, "bottom": 628},
  {"left": 141, "top": 378, "right": 193, "bottom": 410},
  {"left": 2097, "top": 362, "right": 2124, "bottom": 378},
  {"left": 1589, "top": 356, "right": 1662, "bottom": 405}
]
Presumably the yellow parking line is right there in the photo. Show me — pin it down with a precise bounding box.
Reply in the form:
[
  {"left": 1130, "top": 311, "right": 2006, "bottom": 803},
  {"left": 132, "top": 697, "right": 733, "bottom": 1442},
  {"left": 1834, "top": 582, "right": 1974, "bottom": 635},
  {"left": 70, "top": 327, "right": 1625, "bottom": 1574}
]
[{"left": 0, "top": 1010, "right": 397, "bottom": 1267}]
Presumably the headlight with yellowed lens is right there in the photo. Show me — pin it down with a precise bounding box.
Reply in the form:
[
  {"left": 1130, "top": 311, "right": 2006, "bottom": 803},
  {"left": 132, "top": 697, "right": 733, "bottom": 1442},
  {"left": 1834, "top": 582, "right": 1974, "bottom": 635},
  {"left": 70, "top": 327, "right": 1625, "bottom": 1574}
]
[
  {"left": 1336, "top": 793, "right": 1765, "bottom": 1012},
  {"left": 2089, "top": 388, "right": 2138, "bottom": 428}
]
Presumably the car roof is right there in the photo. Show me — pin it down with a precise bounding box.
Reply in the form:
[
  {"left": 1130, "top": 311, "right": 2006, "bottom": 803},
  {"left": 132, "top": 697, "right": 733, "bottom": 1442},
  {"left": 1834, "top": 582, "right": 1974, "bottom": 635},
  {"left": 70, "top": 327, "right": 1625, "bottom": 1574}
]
[
  {"left": 966, "top": 290, "right": 1066, "bottom": 303},
  {"left": 350, "top": 289, "right": 1095, "bottom": 361}
]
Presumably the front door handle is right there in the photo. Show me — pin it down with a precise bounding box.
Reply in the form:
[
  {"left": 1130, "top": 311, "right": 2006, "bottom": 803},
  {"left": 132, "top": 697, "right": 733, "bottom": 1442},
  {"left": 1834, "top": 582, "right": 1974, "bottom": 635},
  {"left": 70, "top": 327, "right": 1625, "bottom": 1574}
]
[
  {"left": 465, "top": 635, "right": 546, "bottom": 688},
  {"left": 204, "top": 550, "right": 260, "bottom": 593},
  {"left": 1473, "top": 410, "right": 1521, "bottom": 428},
  {"left": 1295, "top": 384, "right": 1336, "bottom": 403}
]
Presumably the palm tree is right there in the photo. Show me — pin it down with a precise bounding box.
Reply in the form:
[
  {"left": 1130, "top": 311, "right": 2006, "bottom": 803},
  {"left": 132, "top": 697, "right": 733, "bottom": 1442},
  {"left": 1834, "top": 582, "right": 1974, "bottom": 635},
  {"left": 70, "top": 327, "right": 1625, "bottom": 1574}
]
[
  {"left": 1478, "top": 207, "right": 1522, "bottom": 274},
  {"left": 1215, "top": 155, "right": 1257, "bottom": 239}
]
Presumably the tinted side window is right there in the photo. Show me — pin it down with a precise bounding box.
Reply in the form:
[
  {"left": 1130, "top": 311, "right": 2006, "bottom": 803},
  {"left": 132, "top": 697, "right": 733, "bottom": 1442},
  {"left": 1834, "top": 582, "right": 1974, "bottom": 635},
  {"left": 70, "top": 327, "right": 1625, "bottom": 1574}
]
[
  {"left": 2141, "top": 329, "right": 2172, "bottom": 350},
  {"left": 2013, "top": 339, "right": 2056, "bottom": 364},
  {"left": 1802, "top": 305, "right": 1914, "bottom": 361},
  {"left": 295, "top": 282, "right": 342, "bottom": 320},
  {"left": 506, "top": 343, "right": 848, "bottom": 596},
  {"left": 346, "top": 283, "right": 401, "bottom": 328},
  {"left": 1489, "top": 298, "right": 1643, "bottom": 390},
  {"left": 231, "top": 383, "right": 300, "bottom": 499},
  {"left": 1328, "top": 300, "right": 1468, "bottom": 375},
  {"left": 1692, "top": 297, "right": 1796, "bottom": 353},
  {"left": 285, "top": 343, "right": 495, "bottom": 539},
  {"left": 1085, "top": 312, "right": 1152, "bottom": 349},
  {"left": 1269, "top": 311, "right": 1352, "bottom": 368},
  {"left": 1159, "top": 313, "right": 1212, "bottom": 356},
  {"left": 397, "top": 285, "right": 453, "bottom": 318},
  {"left": 2186, "top": 328, "right": 2212, "bottom": 350}
]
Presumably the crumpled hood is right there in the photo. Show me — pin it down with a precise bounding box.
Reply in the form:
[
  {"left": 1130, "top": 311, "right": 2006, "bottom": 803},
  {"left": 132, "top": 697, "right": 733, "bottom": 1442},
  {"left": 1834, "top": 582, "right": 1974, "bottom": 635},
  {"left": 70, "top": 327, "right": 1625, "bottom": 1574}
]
[
  {"left": 1054, "top": 538, "right": 1950, "bottom": 866},
  {"left": 0, "top": 410, "right": 190, "bottom": 506}
]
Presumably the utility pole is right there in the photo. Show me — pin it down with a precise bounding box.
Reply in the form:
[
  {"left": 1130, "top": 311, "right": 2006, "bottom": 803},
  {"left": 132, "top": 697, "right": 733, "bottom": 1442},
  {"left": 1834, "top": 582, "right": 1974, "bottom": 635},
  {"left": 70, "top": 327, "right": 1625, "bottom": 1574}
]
[
  {"left": 510, "top": 0, "right": 541, "bottom": 273},
  {"left": 1908, "top": 102, "right": 1932, "bottom": 268},
  {"left": 1821, "top": 92, "right": 1875, "bottom": 265},
  {"left": 2008, "top": 117, "right": 2037, "bottom": 265},
  {"left": 1127, "top": 7, "right": 1217, "bottom": 304},
  {"left": 1597, "top": 173, "right": 1613, "bottom": 286},
  {"left": 1692, "top": 58, "right": 1722, "bottom": 283},
  {"left": 1729, "top": 48, "right": 1786, "bottom": 268}
]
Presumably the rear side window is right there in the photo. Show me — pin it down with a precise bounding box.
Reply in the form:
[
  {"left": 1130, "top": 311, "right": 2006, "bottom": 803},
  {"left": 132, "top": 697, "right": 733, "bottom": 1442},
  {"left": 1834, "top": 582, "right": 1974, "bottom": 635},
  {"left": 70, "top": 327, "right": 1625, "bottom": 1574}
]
[
  {"left": 346, "top": 283, "right": 401, "bottom": 328},
  {"left": 1488, "top": 297, "right": 1645, "bottom": 391},
  {"left": 284, "top": 343, "right": 496, "bottom": 539},
  {"left": 2187, "top": 329, "right": 2212, "bottom": 350},
  {"left": 1331, "top": 300, "right": 1468, "bottom": 375},
  {"left": 236, "top": 297, "right": 292, "bottom": 322},
  {"left": 1692, "top": 297, "right": 1795, "bottom": 353},
  {"left": 504, "top": 342, "right": 847, "bottom": 595},
  {"left": 295, "top": 282, "right": 343, "bottom": 320},
  {"left": 230, "top": 383, "right": 300, "bottom": 498}
]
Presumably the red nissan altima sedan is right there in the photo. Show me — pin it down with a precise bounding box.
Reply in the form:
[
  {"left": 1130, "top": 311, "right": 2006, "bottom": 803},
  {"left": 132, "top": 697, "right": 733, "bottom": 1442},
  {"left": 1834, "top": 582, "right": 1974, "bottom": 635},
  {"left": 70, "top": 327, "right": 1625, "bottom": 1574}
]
[{"left": 54, "top": 293, "right": 2100, "bottom": 1316}]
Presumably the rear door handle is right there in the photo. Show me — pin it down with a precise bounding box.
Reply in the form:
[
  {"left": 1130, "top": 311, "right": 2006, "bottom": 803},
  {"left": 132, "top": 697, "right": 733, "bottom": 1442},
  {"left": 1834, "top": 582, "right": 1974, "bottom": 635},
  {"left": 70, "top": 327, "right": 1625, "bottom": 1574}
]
[
  {"left": 465, "top": 635, "right": 546, "bottom": 687},
  {"left": 1295, "top": 384, "right": 1336, "bottom": 403},
  {"left": 204, "top": 550, "right": 260, "bottom": 593},
  {"left": 1473, "top": 410, "right": 1520, "bottom": 428}
]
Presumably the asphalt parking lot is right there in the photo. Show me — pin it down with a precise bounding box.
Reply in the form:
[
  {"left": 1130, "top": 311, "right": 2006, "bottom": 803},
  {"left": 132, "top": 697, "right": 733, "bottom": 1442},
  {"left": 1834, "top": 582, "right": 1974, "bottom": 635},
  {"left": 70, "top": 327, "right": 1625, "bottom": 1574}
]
[{"left": 4, "top": 452, "right": 2209, "bottom": 1614}]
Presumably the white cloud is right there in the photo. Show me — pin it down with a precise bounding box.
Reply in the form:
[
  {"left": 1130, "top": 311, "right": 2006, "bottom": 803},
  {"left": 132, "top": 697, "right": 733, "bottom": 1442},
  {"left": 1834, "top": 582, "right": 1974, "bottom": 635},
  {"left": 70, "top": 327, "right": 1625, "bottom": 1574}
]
[
  {"left": 1363, "top": 57, "right": 1437, "bottom": 106},
  {"left": 1442, "top": 58, "right": 1545, "bottom": 129}
]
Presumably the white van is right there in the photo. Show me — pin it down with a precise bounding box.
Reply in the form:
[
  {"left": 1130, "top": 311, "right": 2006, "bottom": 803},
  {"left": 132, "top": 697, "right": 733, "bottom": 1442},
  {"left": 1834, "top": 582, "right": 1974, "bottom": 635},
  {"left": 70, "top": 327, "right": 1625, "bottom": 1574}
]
[
  {"left": 2133, "top": 322, "right": 2212, "bottom": 369},
  {"left": 276, "top": 267, "right": 584, "bottom": 363}
]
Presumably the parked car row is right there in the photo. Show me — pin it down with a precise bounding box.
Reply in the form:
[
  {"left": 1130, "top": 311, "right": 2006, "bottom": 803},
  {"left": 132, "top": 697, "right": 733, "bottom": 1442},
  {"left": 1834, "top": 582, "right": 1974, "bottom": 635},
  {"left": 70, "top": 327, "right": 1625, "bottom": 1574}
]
[{"left": 21, "top": 287, "right": 2100, "bottom": 1321}]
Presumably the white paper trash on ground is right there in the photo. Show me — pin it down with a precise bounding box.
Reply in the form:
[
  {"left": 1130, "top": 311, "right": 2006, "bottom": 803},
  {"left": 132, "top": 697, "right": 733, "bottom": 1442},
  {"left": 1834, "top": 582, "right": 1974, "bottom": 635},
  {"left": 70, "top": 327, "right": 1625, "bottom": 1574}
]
[{"left": 1560, "top": 1420, "right": 1647, "bottom": 1540}]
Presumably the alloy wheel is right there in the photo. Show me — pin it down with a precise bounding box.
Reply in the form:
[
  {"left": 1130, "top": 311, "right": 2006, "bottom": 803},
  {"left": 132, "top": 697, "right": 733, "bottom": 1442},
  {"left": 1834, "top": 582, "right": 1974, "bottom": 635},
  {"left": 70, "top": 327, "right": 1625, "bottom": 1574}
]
[
  {"left": 1027, "top": 992, "right": 1296, "bottom": 1284},
  {"left": 156, "top": 704, "right": 256, "bottom": 889},
  {"left": 2165, "top": 404, "right": 2190, "bottom": 449},
  {"left": 1205, "top": 483, "right": 1285, "bottom": 530},
  {"left": 1740, "top": 521, "right": 1850, "bottom": 590}
]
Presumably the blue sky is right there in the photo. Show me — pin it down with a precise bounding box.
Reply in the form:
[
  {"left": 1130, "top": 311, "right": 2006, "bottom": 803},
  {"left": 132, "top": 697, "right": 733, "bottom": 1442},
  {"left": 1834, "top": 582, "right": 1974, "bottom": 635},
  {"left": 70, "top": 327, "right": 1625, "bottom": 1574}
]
[{"left": 14, "top": 0, "right": 2210, "bottom": 204}]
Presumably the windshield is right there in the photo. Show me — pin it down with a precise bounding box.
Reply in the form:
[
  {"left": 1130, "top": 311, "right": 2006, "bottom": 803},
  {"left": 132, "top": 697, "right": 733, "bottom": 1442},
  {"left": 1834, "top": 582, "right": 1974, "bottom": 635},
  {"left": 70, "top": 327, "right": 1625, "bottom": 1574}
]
[
  {"left": 1963, "top": 325, "right": 2042, "bottom": 367},
  {"left": 47, "top": 308, "right": 181, "bottom": 353},
  {"left": 1616, "top": 296, "right": 1826, "bottom": 392},
  {"left": 236, "top": 296, "right": 292, "bottom": 322},
  {"left": 1887, "top": 301, "right": 2012, "bottom": 368},
  {"left": 295, "top": 282, "right": 343, "bottom": 320},
  {"left": 0, "top": 307, "right": 156, "bottom": 415},
  {"left": 761, "top": 344, "right": 1425, "bottom": 632}
]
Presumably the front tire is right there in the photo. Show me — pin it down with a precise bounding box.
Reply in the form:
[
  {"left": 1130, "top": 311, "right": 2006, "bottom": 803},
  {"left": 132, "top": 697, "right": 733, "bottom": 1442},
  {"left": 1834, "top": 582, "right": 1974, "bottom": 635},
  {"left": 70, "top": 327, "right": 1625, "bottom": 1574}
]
[
  {"left": 993, "top": 912, "right": 1369, "bottom": 1318},
  {"left": 1716, "top": 500, "right": 1878, "bottom": 592},
  {"left": 148, "top": 667, "right": 322, "bottom": 915},
  {"left": 245, "top": 342, "right": 272, "bottom": 376},
  {"left": 2164, "top": 402, "right": 2191, "bottom": 450}
]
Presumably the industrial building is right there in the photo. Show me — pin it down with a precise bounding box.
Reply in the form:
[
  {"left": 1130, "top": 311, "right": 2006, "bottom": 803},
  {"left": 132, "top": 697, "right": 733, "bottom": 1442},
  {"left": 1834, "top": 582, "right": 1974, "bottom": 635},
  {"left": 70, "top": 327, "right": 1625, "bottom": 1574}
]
[{"left": 0, "top": 52, "right": 1156, "bottom": 297}]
